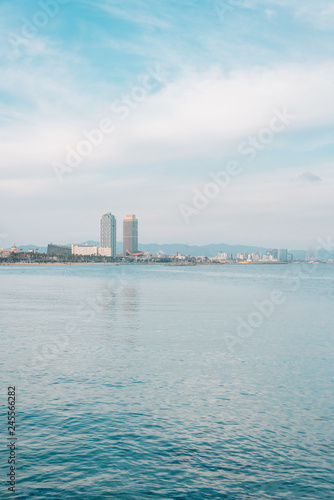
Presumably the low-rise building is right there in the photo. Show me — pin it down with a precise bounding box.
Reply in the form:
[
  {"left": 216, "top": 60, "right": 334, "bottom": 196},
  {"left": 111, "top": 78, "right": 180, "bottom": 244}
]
[
  {"left": 0, "top": 248, "right": 11, "bottom": 258},
  {"left": 10, "top": 243, "right": 23, "bottom": 254},
  {"left": 175, "top": 252, "right": 187, "bottom": 260},
  {"left": 0, "top": 243, "right": 23, "bottom": 258},
  {"left": 267, "top": 249, "right": 278, "bottom": 260},
  {"left": 249, "top": 252, "right": 260, "bottom": 262},
  {"left": 72, "top": 244, "right": 98, "bottom": 256},
  {"left": 98, "top": 247, "right": 112, "bottom": 257},
  {"left": 48, "top": 243, "right": 72, "bottom": 255}
]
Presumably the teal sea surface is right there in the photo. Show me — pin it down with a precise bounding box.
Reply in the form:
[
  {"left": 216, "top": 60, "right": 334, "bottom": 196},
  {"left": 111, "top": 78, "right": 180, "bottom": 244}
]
[{"left": 0, "top": 264, "right": 333, "bottom": 499}]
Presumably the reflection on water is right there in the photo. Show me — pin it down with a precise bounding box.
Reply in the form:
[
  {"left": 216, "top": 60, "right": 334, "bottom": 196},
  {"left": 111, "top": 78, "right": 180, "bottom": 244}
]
[
  {"left": 74, "top": 276, "right": 142, "bottom": 355},
  {"left": 0, "top": 264, "right": 333, "bottom": 499}
]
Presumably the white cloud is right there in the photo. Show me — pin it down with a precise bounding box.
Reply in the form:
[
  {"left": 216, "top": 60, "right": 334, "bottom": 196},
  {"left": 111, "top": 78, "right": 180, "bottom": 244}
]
[
  {"left": 2, "top": 62, "right": 334, "bottom": 182},
  {"left": 293, "top": 171, "right": 321, "bottom": 183},
  {"left": 56, "top": 62, "right": 334, "bottom": 174},
  {"left": 246, "top": 0, "right": 334, "bottom": 30}
]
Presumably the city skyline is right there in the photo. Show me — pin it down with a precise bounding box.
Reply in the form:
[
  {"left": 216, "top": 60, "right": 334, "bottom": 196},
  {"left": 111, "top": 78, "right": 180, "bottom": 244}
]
[
  {"left": 1, "top": 1, "right": 334, "bottom": 249},
  {"left": 0, "top": 209, "right": 325, "bottom": 255},
  {"left": 1, "top": 3, "right": 333, "bottom": 498},
  {"left": 3, "top": 208, "right": 316, "bottom": 258},
  {"left": 1, "top": 205, "right": 316, "bottom": 254}
]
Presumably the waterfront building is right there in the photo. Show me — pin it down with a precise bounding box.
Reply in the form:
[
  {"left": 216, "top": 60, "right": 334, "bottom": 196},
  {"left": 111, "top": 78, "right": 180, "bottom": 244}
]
[
  {"left": 175, "top": 252, "right": 186, "bottom": 261},
  {"left": 0, "top": 248, "right": 11, "bottom": 258},
  {"left": 278, "top": 249, "right": 288, "bottom": 262},
  {"left": 72, "top": 244, "right": 98, "bottom": 256},
  {"left": 47, "top": 243, "right": 71, "bottom": 256},
  {"left": 98, "top": 247, "right": 112, "bottom": 257},
  {"left": 10, "top": 243, "right": 23, "bottom": 254},
  {"left": 249, "top": 252, "right": 260, "bottom": 262},
  {"left": 100, "top": 213, "right": 116, "bottom": 257},
  {"left": 267, "top": 249, "right": 278, "bottom": 260},
  {"left": 0, "top": 243, "right": 23, "bottom": 258},
  {"left": 123, "top": 215, "right": 138, "bottom": 255}
]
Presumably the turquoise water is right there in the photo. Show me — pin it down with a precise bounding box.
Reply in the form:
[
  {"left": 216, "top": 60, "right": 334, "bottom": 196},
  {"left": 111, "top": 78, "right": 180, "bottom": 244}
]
[{"left": 0, "top": 264, "right": 333, "bottom": 499}]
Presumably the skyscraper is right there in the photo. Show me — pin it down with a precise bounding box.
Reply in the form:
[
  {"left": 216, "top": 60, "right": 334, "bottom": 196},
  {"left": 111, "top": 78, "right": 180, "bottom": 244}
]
[
  {"left": 100, "top": 213, "right": 116, "bottom": 257},
  {"left": 123, "top": 214, "right": 138, "bottom": 255},
  {"left": 278, "top": 249, "right": 288, "bottom": 262}
]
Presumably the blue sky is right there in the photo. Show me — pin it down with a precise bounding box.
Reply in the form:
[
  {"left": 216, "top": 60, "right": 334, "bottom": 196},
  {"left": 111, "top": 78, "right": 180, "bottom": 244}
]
[{"left": 0, "top": 0, "right": 334, "bottom": 248}]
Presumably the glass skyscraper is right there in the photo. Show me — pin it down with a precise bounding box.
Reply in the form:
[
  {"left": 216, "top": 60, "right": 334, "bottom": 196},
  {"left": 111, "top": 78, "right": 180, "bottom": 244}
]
[
  {"left": 100, "top": 213, "right": 117, "bottom": 257},
  {"left": 278, "top": 249, "right": 288, "bottom": 262},
  {"left": 123, "top": 215, "right": 138, "bottom": 255}
]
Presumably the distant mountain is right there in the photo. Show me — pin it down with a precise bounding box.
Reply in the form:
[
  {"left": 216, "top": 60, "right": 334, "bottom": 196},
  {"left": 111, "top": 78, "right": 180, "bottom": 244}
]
[
  {"left": 69, "top": 241, "right": 97, "bottom": 247},
  {"left": 138, "top": 243, "right": 308, "bottom": 259},
  {"left": 68, "top": 241, "right": 305, "bottom": 257},
  {"left": 137, "top": 243, "right": 268, "bottom": 257},
  {"left": 289, "top": 249, "right": 307, "bottom": 260},
  {"left": 18, "top": 241, "right": 310, "bottom": 259}
]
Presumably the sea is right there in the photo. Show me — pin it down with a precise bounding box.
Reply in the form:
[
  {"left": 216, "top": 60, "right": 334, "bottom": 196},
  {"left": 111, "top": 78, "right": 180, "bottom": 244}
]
[{"left": 0, "top": 263, "right": 333, "bottom": 499}]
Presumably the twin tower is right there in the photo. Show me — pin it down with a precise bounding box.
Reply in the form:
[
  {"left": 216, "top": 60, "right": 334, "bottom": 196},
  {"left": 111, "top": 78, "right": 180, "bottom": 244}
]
[{"left": 100, "top": 213, "right": 139, "bottom": 257}]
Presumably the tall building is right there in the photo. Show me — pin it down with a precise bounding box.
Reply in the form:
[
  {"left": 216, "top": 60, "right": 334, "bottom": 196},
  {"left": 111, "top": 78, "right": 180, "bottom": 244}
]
[
  {"left": 100, "top": 213, "right": 116, "bottom": 257},
  {"left": 123, "top": 214, "right": 138, "bottom": 255},
  {"left": 287, "top": 253, "right": 293, "bottom": 262},
  {"left": 278, "top": 249, "right": 288, "bottom": 262},
  {"left": 267, "top": 248, "right": 278, "bottom": 260}
]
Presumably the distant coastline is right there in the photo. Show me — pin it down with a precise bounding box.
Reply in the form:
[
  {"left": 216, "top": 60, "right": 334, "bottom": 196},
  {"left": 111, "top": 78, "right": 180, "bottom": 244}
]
[
  {"left": 0, "top": 261, "right": 323, "bottom": 267},
  {"left": 14, "top": 242, "right": 310, "bottom": 260}
]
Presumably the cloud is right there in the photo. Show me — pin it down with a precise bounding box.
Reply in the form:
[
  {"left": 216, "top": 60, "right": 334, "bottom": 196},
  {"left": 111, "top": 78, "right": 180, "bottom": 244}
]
[
  {"left": 1, "top": 62, "right": 334, "bottom": 183},
  {"left": 246, "top": 0, "right": 334, "bottom": 30},
  {"left": 55, "top": 62, "right": 334, "bottom": 174},
  {"left": 1, "top": 0, "right": 334, "bottom": 247},
  {"left": 265, "top": 9, "right": 276, "bottom": 19},
  {"left": 294, "top": 171, "right": 322, "bottom": 183}
]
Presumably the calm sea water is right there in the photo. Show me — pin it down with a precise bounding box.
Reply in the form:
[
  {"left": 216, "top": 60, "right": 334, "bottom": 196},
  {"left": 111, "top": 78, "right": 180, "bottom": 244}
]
[{"left": 0, "top": 264, "right": 333, "bottom": 499}]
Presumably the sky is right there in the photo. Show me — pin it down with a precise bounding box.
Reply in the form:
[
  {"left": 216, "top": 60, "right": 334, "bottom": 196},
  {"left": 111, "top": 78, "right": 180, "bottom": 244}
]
[{"left": 0, "top": 0, "right": 334, "bottom": 249}]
